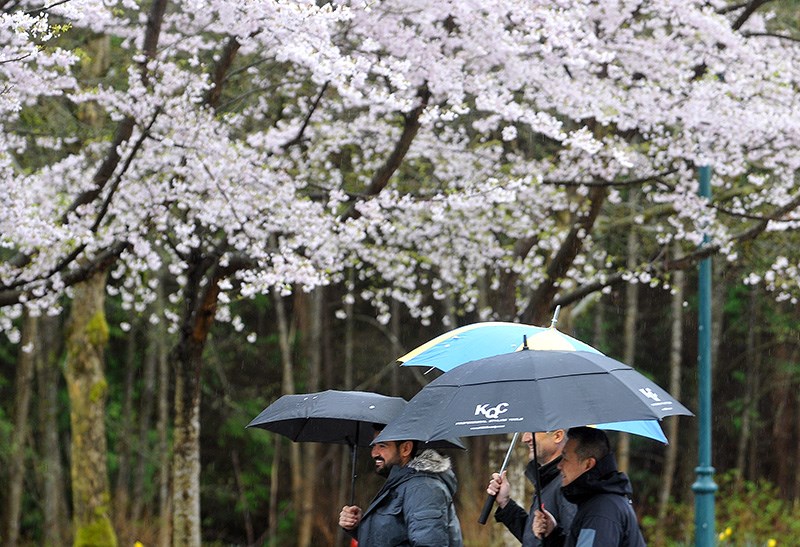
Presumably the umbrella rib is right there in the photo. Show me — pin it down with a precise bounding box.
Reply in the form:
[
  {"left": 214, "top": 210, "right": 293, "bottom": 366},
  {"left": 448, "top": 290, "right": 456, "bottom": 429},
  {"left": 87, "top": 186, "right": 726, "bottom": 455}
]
[{"left": 444, "top": 370, "right": 619, "bottom": 387}]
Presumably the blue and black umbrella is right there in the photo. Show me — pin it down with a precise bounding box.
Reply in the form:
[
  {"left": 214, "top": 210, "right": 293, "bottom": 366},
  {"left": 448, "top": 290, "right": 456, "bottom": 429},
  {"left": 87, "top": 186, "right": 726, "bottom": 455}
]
[
  {"left": 399, "top": 317, "right": 668, "bottom": 442},
  {"left": 377, "top": 349, "right": 693, "bottom": 521}
]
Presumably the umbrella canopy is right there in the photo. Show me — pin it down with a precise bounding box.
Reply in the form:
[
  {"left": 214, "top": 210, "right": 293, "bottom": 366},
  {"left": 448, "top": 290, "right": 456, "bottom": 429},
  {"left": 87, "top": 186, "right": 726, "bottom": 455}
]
[
  {"left": 247, "top": 389, "right": 465, "bottom": 505},
  {"left": 247, "top": 389, "right": 406, "bottom": 446},
  {"left": 376, "top": 350, "right": 693, "bottom": 444},
  {"left": 398, "top": 321, "right": 666, "bottom": 443},
  {"left": 247, "top": 389, "right": 465, "bottom": 449},
  {"left": 398, "top": 321, "right": 601, "bottom": 371}
]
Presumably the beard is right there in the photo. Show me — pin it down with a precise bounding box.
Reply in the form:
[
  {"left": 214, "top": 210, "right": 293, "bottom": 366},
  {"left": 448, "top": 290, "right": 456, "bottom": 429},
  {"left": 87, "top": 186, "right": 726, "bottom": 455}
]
[{"left": 374, "top": 457, "right": 394, "bottom": 477}]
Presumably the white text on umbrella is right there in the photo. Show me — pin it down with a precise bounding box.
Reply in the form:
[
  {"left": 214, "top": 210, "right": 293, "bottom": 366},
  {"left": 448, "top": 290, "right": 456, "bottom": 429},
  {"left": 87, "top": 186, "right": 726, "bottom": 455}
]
[{"left": 475, "top": 403, "right": 509, "bottom": 419}]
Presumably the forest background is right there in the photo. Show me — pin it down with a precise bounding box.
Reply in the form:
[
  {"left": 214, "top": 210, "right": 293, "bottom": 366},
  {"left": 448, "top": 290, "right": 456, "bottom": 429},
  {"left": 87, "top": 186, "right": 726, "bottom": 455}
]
[{"left": 3, "top": 0, "right": 800, "bottom": 546}]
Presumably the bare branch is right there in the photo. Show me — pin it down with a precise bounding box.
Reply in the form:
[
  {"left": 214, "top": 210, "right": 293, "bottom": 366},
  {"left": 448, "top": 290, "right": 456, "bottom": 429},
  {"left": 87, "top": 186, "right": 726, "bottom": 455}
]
[
  {"left": 367, "top": 84, "right": 431, "bottom": 195},
  {"left": 91, "top": 107, "right": 162, "bottom": 232},
  {"left": 282, "top": 81, "right": 329, "bottom": 149},
  {"left": 718, "top": 2, "right": 750, "bottom": 15},
  {"left": 742, "top": 31, "right": 800, "bottom": 44},
  {"left": 342, "top": 84, "right": 431, "bottom": 220},
  {"left": 24, "top": 0, "right": 73, "bottom": 16},
  {"left": 732, "top": 0, "right": 774, "bottom": 31},
  {"left": 205, "top": 36, "right": 241, "bottom": 109},
  {"left": 0, "top": 241, "right": 129, "bottom": 307},
  {"left": 554, "top": 189, "right": 800, "bottom": 308},
  {"left": 543, "top": 169, "right": 678, "bottom": 188},
  {"left": 522, "top": 185, "right": 608, "bottom": 323},
  {"left": 0, "top": 53, "right": 31, "bottom": 65}
]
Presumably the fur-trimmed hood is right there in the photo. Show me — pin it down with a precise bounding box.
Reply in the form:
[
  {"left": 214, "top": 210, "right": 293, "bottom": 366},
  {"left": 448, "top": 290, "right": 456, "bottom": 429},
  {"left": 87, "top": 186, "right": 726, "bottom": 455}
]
[
  {"left": 408, "top": 449, "right": 453, "bottom": 474},
  {"left": 391, "top": 449, "right": 458, "bottom": 498}
]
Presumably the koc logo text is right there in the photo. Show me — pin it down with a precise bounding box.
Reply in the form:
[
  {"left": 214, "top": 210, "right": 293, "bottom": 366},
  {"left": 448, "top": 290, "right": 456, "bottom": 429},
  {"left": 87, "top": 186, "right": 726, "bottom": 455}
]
[{"left": 475, "top": 403, "right": 509, "bottom": 419}]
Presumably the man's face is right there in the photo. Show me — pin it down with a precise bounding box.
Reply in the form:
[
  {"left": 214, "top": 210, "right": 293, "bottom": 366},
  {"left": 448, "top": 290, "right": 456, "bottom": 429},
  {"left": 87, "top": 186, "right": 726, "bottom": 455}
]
[
  {"left": 557, "top": 438, "right": 592, "bottom": 487},
  {"left": 522, "top": 431, "right": 562, "bottom": 465},
  {"left": 371, "top": 441, "right": 404, "bottom": 477},
  {"left": 522, "top": 432, "right": 536, "bottom": 462}
]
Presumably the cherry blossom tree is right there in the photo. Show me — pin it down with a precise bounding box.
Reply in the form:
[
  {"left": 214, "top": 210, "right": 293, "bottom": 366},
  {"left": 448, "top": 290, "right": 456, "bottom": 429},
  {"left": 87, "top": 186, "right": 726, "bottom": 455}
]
[{"left": 3, "top": 0, "right": 800, "bottom": 544}]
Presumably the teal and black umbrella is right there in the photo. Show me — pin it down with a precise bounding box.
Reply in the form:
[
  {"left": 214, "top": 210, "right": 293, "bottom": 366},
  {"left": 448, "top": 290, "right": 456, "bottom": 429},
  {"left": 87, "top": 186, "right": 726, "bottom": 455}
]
[
  {"left": 398, "top": 318, "right": 667, "bottom": 443},
  {"left": 376, "top": 349, "right": 693, "bottom": 521},
  {"left": 379, "top": 350, "right": 691, "bottom": 444}
]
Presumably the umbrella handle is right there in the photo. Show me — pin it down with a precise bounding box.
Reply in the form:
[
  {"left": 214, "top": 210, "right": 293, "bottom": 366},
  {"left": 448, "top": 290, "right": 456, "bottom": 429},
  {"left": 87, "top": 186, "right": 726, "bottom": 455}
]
[
  {"left": 478, "top": 493, "right": 498, "bottom": 525},
  {"left": 349, "top": 443, "right": 357, "bottom": 506},
  {"left": 478, "top": 432, "right": 519, "bottom": 525}
]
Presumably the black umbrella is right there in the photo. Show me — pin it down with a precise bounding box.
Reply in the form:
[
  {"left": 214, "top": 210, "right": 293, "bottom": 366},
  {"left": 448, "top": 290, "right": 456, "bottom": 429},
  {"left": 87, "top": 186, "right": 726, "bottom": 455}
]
[
  {"left": 246, "top": 389, "right": 464, "bottom": 504},
  {"left": 374, "top": 350, "right": 693, "bottom": 519}
]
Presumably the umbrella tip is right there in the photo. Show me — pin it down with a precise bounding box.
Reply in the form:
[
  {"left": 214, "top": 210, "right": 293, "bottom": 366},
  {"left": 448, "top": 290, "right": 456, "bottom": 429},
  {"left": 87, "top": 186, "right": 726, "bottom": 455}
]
[{"left": 550, "top": 305, "right": 561, "bottom": 328}]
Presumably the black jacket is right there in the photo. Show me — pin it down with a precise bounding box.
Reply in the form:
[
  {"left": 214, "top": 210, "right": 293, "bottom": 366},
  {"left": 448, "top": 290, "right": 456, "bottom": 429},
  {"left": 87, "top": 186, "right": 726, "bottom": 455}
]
[
  {"left": 545, "top": 453, "right": 646, "bottom": 547},
  {"left": 352, "top": 449, "right": 463, "bottom": 546},
  {"left": 494, "top": 457, "right": 576, "bottom": 547}
]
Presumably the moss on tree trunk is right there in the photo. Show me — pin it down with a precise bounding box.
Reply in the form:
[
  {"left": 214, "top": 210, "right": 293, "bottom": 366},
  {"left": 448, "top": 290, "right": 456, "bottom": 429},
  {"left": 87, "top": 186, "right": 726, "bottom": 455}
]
[{"left": 65, "top": 271, "right": 117, "bottom": 547}]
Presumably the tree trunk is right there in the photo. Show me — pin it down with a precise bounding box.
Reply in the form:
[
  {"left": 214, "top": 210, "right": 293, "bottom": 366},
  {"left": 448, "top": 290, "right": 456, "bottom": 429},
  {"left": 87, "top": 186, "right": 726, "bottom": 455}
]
[
  {"left": 795, "top": 384, "right": 800, "bottom": 503},
  {"left": 337, "top": 276, "right": 357, "bottom": 543},
  {"left": 65, "top": 270, "right": 118, "bottom": 546},
  {"left": 155, "top": 281, "right": 172, "bottom": 547},
  {"left": 37, "top": 315, "right": 68, "bottom": 547},
  {"left": 268, "top": 436, "right": 281, "bottom": 547},
  {"left": 390, "top": 297, "right": 401, "bottom": 395},
  {"left": 133, "top": 325, "right": 157, "bottom": 523},
  {"left": 297, "top": 288, "right": 323, "bottom": 547},
  {"left": 113, "top": 323, "right": 138, "bottom": 537},
  {"left": 618, "top": 191, "right": 639, "bottom": 473},
  {"left": 656, "top": 261, "right": 685, "bottom": 541},
  {"left": 769, "top": 343, "right": 794, "bottom": 497},
  {"left": 6, "top": 313, "right": 37, "bottom": 547},
  {"left": 231, "top": 450, "right": 255, "bottom": 545},
  {"left": 735, "top": 286, "right": 758, "bottom": 485},
  {"left": 171, "top": 260, "right": 222, "bottom": 547},
  {"left": 592, "top": 296, "right": 606, "bottom": 352},
  {"left": 171, "top": 354, "right": 202, "bottom": 547},
  {"left": 273, "top": 286, "right": 303, "bottom": 539}
]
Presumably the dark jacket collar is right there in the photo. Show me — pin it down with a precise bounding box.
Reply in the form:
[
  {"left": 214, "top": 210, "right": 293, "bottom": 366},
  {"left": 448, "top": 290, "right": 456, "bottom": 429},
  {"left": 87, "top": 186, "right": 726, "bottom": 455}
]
[
  {"left": 524, "top": 455, "right": 562, "bottom": 488},
  {"left": 561, "top": 452, "right": 633, "bottom": 505}
]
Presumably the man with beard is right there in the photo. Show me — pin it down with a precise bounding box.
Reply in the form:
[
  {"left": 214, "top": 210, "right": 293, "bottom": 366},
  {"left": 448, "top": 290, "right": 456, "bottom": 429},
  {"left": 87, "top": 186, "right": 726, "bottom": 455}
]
[
  {"left": 532, "top": 427, "right": 646, "bottom": 547},
  {"left": 338, "top": 425, "right": 463, "bottom": 546},
  {"left": 486, "top": 430, "right": 576, "bottom": 546}
]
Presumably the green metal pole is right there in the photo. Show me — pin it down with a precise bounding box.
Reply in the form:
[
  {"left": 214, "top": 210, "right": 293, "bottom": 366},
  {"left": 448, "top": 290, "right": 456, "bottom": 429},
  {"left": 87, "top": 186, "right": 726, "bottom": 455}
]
[{"left": 693, "top": 165, "right": 717, "bottom": 546}]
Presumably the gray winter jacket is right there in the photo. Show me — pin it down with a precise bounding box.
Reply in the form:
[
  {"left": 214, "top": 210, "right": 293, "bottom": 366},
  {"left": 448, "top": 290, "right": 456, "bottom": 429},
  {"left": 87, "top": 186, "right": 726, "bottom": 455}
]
[{"left": 352, "top": 449, "right": 463, "bottom": 546}]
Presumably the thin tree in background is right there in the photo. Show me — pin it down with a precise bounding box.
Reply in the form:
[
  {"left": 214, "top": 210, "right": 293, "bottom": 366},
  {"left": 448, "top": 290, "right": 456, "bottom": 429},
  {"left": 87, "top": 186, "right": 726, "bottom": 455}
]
[
  {"left": 618, "top": 190, "right": 640, "bottom": 473},
  {"left": 113, "top": 321, "right": 138, "bottom": 542},
  {"left": 735, "top": 285, "right": 759, "bottom": 488},
  {"left": 274, "top": 286, "right": 301, "bottom": 542},
  {"left": 296, "top": 288, "right": 324, "bottom": 547},
  {"left": 155, "top": 280, "right": 172, "bottom": 547},
  {"left": 5, "top": 313, "right": 37, "bottom": 547},
  {"left": 35, "top": 315, "right": 68, "bottom": 547},
  {"left": 656, "top": 254, "right": 685, "bottom": 541},
  {"left": 133, "top": 318, "right": 158, "bottom": 524}
]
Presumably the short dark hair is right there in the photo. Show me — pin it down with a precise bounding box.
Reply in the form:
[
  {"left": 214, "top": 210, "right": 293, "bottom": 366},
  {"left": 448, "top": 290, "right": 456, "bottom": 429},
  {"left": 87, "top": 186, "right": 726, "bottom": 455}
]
[
  {"left": 566, "top": 426, "right": 610, "bottom": 462},
  {"left": 372, "top": 423, "right": 418, "bottom": 457}
]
